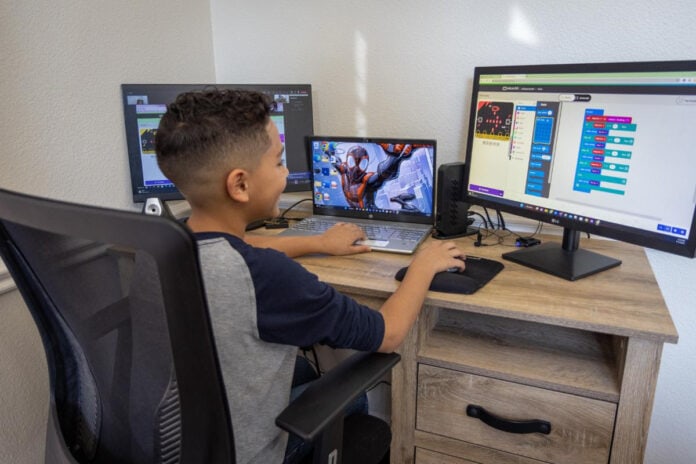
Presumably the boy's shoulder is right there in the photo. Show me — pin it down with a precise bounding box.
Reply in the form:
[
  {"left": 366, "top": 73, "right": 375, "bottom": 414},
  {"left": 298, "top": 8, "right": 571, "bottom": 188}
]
[
  {"left": 195, "top": 231, "right": 300, "bottom": 272},
  {"left": 195, "top": 231, "right": 245, "bottom": 248}
]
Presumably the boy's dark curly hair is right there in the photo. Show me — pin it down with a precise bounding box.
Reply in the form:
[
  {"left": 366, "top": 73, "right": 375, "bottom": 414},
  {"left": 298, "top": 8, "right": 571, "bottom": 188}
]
[{"left": 155, "top": 88, "right": 275, "bottom": 194}]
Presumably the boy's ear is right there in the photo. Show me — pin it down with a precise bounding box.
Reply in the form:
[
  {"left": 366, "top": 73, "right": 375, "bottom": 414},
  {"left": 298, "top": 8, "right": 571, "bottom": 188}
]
[{"left": 225, "top": 168, "right": 250, "bottom": 202}]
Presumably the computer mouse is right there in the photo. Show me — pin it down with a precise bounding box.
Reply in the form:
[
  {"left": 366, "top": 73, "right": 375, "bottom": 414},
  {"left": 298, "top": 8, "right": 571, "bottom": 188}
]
[{"left": 446, "top": 256, "right": 467, "bottom": 273}]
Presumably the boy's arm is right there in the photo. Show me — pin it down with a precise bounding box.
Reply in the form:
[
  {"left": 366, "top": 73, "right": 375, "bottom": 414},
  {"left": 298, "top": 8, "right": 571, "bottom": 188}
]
[
  {"left": 245, "top": 222, "right": 370, "bottom": 258},
  {"left": 376, "top": 240, "right": 465, "bottom": 353}
]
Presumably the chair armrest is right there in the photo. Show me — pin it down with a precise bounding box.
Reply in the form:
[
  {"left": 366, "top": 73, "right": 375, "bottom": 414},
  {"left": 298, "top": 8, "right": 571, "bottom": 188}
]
[{"left": 275, "top": 351, "right": 400, "bottom": 442}]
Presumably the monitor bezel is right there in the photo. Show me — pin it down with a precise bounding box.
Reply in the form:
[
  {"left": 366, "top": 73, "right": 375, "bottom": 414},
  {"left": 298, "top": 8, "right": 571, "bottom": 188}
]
[{"left": 462, "top": 60, "right": 696, "bottom": 260}]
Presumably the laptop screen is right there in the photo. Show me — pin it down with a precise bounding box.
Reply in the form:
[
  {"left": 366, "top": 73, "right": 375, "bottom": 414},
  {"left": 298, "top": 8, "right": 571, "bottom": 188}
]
[{"left": 308, "top": 136, "right": 436, "bottom": 225}]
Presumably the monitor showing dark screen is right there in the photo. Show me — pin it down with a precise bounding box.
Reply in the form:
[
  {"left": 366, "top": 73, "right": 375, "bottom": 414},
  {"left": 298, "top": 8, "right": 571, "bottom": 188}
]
[
  {"left": 121, "top": 83, "right": 314, "bottom": 202},
  {"left": 463, "top": 60, "right": 696, "bottom": 280}
]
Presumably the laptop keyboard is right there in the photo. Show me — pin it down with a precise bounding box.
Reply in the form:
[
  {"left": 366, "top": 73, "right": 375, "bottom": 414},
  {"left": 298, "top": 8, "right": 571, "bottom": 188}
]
[
  {"left": 290, "top": 218, "right": 335, "bottom": 233},
  {"left": 362, "top": 225, "right": 423, "bottom": 241},
  {"left": 291, "top": 218, "right": 423, "bottom": 241}
]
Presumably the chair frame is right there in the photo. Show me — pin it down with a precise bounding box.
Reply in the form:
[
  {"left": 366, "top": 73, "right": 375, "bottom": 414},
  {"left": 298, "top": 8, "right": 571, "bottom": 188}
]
[
  {"left": 0, "top": 188, "right": 235, "bottom": 463},
  {"left": 0, "top": 188, "right": 399, "bottom": 464}
]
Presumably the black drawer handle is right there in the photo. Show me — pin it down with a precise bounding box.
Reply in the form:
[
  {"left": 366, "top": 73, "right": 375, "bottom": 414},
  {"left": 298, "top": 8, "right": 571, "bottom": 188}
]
[{"left": 466, "top": 404, "right": 551, "bottom": 435}]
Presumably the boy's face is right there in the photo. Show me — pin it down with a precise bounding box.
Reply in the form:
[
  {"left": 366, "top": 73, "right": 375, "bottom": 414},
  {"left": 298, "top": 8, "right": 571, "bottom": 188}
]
[{"left": 247, "top": 120, "right": 288, "bottom": 220}]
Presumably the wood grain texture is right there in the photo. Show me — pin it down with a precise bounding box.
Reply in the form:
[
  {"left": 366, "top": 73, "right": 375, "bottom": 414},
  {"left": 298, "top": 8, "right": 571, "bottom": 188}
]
[
  {"left": 297, "top": 235, "right": 678, "bottom": 343},
  {"left": 415, "top": 431, "right": 546, "bottom": 464},
  {"left": 610, "top": 338, "right": 662, "bottom": 463},
  {"left": 389, "top": 312, "right": 419, "bottom": 464},
  {"left": 420, "top": 310, "right": 620, "bottom": 401},
  {"left": 417, "top": 366, "right": 616, "bottom": 464},
  {"left": 416, "top": 447, "right": 478, "bottom": 464}
]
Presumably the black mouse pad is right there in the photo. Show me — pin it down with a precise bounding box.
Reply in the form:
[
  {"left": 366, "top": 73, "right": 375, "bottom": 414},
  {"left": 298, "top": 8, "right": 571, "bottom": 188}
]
[{"left": 394, "top": 256, "right": 504, "bottom": 295}]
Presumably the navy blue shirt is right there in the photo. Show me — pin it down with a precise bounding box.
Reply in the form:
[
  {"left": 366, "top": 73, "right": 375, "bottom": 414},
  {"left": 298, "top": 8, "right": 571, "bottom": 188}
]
[{"left": 195, "top": 232, "right": 385, "bottom": 351}]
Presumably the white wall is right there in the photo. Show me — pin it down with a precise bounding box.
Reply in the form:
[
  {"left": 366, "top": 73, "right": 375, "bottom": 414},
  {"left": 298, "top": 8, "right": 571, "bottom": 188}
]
[
  {"left": 210, "top": 1, "right": 696, "bottom": 463},
  {"left": 1, "top": 1, "right": 694, "bottom": 462},
  {"left": 0, "top": 1, "right": 215, "bottom": 462},
  {"left": 0, "top": 0, "right": 216, "bottom": 210},
  {"left": 644, "top": 248, "right": 696, "bottom": 464},
  {"left": 211, "top": 0, "right": 695, "bottom": 164},
  {"left": 0, "top": 290, "right": 48, "bottom": 464}
]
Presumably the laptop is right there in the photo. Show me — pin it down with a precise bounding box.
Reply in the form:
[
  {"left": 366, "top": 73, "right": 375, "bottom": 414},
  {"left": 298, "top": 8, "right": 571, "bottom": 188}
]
[{"left": 279, "top": 136, "right": 436, "bottom": 254}]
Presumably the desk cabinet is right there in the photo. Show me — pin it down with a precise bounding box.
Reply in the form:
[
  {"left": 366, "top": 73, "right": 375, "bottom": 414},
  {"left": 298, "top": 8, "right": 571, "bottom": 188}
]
[
  {"left": 294, "top": 235, "right": 677, "bottom": 464},
  {"left": 415, "top": 309, "right": 617, "bottom": 463}
]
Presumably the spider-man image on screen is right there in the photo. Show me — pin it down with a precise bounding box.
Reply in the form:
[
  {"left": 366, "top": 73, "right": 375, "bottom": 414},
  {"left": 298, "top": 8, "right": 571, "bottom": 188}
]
[
  {"left": 314, "top": 140, "right": 435, "bottom": 215},
  {"left": 331, "top": 143, "right": 417, "bottom": 210}
]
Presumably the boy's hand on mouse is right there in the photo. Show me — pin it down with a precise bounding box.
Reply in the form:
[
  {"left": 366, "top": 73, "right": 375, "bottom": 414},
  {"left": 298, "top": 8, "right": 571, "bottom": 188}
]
[
  {"left": 409, "top": 240, "right": 465, "bottom": 276},
  {"left": 318, "top": 222, "right": 371, "bottom": 255}
]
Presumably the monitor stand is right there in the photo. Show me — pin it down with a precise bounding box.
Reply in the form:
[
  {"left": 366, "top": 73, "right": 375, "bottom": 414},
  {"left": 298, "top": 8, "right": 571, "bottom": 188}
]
[{"left": 502, "top": 228, "right": 621, "bottom": 281}]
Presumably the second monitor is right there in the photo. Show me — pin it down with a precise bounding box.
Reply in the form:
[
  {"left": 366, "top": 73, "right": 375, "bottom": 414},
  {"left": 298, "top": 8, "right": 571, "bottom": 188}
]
[{"left": 121, "top": 83, "right": 314, "bottom": 203}]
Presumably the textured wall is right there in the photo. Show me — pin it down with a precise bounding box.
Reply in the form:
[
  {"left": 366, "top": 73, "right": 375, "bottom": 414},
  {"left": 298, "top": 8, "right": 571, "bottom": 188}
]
[
  {"left": 0, "top": 0, "right": 216, "bottom": 210},
  {"left": 210, "top": 1, "right": 696, "bottom": 462},
  {"left": 644, "top": 249, "right": 696, "bottom": 464},
  {"left": 0, "top": 1, "right": 215, "bottom": 462},
  {"left": 0, "top": 290, "right": 47, "bottom": 463},
  {"left": 211, "top": 0, "right": 695, "bottom": 166}
]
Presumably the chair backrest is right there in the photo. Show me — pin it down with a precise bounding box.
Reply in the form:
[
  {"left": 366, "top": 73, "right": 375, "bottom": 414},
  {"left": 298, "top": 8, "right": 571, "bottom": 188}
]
[{"left": 0, "top": 189, "right": 235, "bottom": 463}]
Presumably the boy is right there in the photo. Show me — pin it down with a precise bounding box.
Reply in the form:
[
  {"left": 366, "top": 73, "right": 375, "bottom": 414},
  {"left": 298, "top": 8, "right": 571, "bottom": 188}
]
[{"left": 155, "top": 89, "right": 465, "bottom": 464}]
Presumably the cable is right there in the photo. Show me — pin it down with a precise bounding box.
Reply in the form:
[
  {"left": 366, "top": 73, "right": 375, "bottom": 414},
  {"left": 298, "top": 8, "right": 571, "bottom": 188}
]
[
  {"left": 473, "top": 224, "right": 507, "bottom": 247},
  {"left": 468, "top": 211, "right": 488, "bottom": 228},
  {"left": 279, "top": 198, "right": 312, "bottom": 218},
  {"left": 482, "top": 207, "right": 495, "bottom": 230},
  {"left": 496, "top": 209, "right": 506, "bottom": 230},
  {"left": 263, "top": 198, "right": 313, "bottom": 229},
  {"left": 466, "top": 211, "right": 546, "bottom": 249}
]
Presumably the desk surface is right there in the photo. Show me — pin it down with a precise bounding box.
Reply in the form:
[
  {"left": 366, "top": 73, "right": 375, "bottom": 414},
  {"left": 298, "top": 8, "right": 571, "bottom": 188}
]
[{"left": 294, "top": 234, "right": 678, "bottom": 343}]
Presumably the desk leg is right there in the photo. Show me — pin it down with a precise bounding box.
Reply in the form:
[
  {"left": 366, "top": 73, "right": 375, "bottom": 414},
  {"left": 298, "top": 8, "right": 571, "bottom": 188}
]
[
  {"left": 611, "top": 337, "right": 662, "bottom": 464},
  {"left": 390, "top": 314, "right": 420, "bottom": 464}
]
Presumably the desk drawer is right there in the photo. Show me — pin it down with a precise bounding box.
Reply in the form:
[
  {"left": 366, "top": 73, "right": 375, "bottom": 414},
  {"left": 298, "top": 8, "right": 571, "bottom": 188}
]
[
  {"left": 417, "top": 365, "right": 616, "bottom": 464},
  {"left": 416, "top": 448, "right": 477, "bottom": 464}
]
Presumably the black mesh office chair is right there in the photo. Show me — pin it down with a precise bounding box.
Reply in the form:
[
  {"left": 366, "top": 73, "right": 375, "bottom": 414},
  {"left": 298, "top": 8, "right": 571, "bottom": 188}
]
[{"left": 0, "top": 188, "right": 399, "bottom": 464}]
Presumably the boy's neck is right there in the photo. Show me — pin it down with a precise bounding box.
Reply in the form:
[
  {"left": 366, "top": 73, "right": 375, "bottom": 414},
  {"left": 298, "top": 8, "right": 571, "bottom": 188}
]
[{"left": 186, "top": 209, "right": 246, "bottom": 238}]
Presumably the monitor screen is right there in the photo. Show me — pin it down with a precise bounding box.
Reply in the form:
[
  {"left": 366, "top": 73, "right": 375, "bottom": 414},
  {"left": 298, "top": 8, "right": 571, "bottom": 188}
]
[
  {"left": 307, "top": 136, "right": 436, "bottom": 225},
  {"left": 121, "top": 83, "right": 314, "bottom": 202},
  {"left": 463, "top": 60, "right": 696, "bottom": 280}
]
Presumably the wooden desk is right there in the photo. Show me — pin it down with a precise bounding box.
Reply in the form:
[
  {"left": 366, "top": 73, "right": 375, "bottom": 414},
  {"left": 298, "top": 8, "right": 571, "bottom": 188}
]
[{"left": 293, "top": 235, "right": 678, "bottom": 464}]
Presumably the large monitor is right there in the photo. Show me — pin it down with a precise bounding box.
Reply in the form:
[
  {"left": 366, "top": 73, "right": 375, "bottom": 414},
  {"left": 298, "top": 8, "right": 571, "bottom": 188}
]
[
  {"left": 121, "top": 83, "right": 314, "bottom": 202},
  {"left": 463, "top": 60, "right": 696, "bottom": 280}
]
